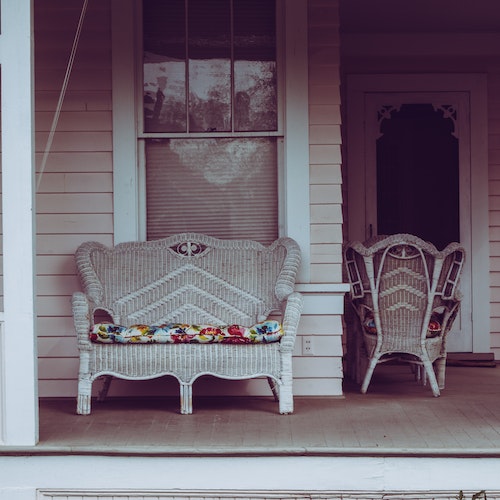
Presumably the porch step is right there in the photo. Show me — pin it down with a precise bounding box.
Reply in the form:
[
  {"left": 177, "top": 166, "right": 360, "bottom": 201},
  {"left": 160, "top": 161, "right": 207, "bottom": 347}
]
[{"left": 447, "top": 352, "right": 497, "bottom": 368}]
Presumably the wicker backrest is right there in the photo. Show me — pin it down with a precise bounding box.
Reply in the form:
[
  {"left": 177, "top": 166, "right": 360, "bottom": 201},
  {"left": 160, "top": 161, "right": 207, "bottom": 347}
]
[
  {"left": 75, "top": 233, "right": 301, "bottom": 326},
  {"left": 345, "top": 233, "right": 465, "bottom": 354}
]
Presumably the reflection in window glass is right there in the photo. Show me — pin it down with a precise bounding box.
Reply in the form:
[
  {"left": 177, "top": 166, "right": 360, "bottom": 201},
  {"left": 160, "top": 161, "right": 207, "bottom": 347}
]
[
  {"left": 188, "top": 0, "right": 231, "bottom": 132},
  {"left": 234, "top": 0, "right": 277, "bottom": 131},
  {"left": 142, "top": 0, "right": 277, "bottom": 134},
  {"left": 234, "top": 61, "right": 276, "bottom": 131},
  {"left": 143, "top": 0, "right": 186, "bottom": 132}
]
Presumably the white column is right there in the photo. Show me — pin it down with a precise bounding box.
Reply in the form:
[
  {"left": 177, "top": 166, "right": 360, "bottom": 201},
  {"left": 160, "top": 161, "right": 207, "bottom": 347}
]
[
  {"left": 284, "top": 0, "right": 310, "bottom": 282},
  {"left": 0, "top": 0, "right": 38, "bottom": 445},
  {"left": 112, "top": 0, "right": 140, "bottom": 243}
]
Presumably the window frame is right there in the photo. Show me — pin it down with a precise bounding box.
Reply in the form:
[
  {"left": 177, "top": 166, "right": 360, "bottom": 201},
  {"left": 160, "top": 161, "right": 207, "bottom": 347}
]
[
  {"left": 111, "top": 0, "right": 310, "bottom": 281},
  {"left": 138, "top": 0, "right": 284, "bottom": 243}
]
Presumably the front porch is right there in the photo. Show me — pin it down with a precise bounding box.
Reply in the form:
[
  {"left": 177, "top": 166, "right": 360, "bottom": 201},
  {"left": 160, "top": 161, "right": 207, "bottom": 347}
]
[
  {"left": 4, "top": 363, "right": 500, "bottom": 457},
  {"left": 2, "top": 363, "right": 500, "bottom": 497}
]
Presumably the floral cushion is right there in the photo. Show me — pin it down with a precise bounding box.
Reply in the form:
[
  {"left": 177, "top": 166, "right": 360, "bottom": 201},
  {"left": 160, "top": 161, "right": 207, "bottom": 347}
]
[
  {"left": 90, "top": 320, "right": 284, "bottom": 344},
  {"left": 363, "top": 315, "right": 441, "bottom": 338}
]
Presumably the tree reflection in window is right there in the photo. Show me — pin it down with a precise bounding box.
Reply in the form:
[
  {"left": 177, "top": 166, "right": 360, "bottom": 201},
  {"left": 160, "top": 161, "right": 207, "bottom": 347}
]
[{"left": 143, "top": 0, "right": 277, "bottom": 133}]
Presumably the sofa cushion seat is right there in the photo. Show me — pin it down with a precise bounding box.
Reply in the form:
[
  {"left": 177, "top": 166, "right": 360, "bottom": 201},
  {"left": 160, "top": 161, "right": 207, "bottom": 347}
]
[
  {"left": 90, "top": 319, "right": 284, "bottom": 344},
  {"left": 363, "top": 315, "right": 442, "bottom": 338}
]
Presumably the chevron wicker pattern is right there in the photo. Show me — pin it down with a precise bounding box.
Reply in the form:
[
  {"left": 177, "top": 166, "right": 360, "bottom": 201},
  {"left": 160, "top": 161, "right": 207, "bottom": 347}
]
[
  {"left": 73, "top": 233, "right": 302, "bottom": 415},
  {"left": 344, "top": 233, "right": 465, "bottom": 397}
]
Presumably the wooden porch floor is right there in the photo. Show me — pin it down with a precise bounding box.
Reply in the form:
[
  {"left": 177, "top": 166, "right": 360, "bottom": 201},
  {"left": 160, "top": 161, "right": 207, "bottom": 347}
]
[{"left": 26, "top": 363, "right": 500, "bottom": 456}]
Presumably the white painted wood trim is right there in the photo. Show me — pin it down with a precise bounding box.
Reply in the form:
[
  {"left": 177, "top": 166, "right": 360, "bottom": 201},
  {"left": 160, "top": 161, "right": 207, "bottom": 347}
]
[
  {"left": 295, "top": 284, "right": 350, "bottom": 315},
  {"left": 0, "top": 0, "right": 38, "bottom": 446},
  {"left": 111, "top": 0, "right": 140, "bottom": 244},
  {"left": 2, "top": 456, "right": 500, "bottom": 493},
  {"left": 284, "top": 0, "right": 310, "bottom": 282},
  {"left": 468, "top": 74, "right": 490, "bottom": 353}
]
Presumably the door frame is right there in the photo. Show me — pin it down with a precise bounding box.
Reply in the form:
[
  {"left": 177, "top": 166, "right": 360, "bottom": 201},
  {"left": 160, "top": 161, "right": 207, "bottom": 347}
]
[{"left": 346, "top": 73, "right": 490, "bottom": 353}]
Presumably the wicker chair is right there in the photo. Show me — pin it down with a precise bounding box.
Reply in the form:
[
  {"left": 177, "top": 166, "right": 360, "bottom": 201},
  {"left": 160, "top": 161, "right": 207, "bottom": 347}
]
[{"left": 344, "top": 234, "right": 465, "bottom": 397}]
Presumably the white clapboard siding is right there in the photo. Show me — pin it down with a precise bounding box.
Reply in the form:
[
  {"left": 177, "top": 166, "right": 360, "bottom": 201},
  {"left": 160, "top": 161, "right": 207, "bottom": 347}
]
[
  {"left": 292, "top": 0, "right": 345, "bottom": 395},
  {"left": 37, "top": 173, "right": 113, "bottom": 193},
  {"left": 35, "top": 131, "right": 112, "bottom": 151},
  {"left": 35, "top": 152, "right": 112, "bottom": 172},
  {"left": 38, "top": 316, "right": 75, "bottom": 336},
  {"left": 36, "top": 111, "right": 112, "bottom": 131},
  {"left": 308, "top": 0, "right": 343, "bottom": 291},
  {"left": 36, "top": 91, "right": 112, "bottom": 112},
  {"left": 37, "top": 193, "right": 113, "bottom": 213},
  {"left": 38, "top": 234, "right": 113, "bottom": 255},
  {"left": 34, "top": 0, "right": 114, "bottom": 395}
]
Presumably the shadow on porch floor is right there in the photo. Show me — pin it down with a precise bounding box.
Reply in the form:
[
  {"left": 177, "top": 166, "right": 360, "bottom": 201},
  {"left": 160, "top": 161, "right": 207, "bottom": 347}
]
[{"left": 30, "top": 363, "right": 500, "bottom": 456}]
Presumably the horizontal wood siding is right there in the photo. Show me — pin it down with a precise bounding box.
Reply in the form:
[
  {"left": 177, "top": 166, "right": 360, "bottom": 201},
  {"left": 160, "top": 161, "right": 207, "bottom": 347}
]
[
  {"left": 296, "top": 0, "right": 344, "bottom": 397},
  {"left": 34, "top": 0, "right": 113, "bottom": 396},
  {"left": 309, "top": 0, "right": 343, "bottom": 282}
]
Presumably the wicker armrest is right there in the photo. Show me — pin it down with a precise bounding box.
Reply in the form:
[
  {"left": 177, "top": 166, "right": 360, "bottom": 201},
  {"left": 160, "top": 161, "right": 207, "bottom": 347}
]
[
  {"left": 280, "top": 291, "right": 303, "bottom": 351},
  {"left": 72, "top": 291, "right": 93, "bottom": 348}
]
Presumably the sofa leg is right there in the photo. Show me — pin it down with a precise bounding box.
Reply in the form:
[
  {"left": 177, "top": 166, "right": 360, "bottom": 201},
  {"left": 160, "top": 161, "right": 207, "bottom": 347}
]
[
  {"left": 180, "top": 383, "right": 193, "bottom": 414},
  {"left": 278, "top": 378, "right": 294, "bottom": 414},
  {"left": 77, "top": 377, "right": 92, "bottom": 415}
]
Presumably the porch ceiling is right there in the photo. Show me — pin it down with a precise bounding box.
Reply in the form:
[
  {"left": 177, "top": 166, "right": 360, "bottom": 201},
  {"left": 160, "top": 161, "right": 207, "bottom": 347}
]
[{"left": 339, "top": 0, "right": 500, "bottom": 34}]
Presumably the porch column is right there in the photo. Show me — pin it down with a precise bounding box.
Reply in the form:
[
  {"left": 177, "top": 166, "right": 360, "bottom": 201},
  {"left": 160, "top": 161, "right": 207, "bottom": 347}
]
[{"left": 0, "top": 0, "right": 38, "bottom": 445}]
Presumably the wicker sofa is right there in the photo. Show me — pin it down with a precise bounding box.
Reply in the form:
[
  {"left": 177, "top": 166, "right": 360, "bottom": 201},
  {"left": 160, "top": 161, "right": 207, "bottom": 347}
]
[{"left": 73, "top": 233, "right": 303, "bottom": 415}]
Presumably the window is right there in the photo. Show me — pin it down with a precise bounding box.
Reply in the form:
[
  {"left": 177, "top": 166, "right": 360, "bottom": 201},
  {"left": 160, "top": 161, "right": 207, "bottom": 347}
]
[{"left": 141, "top": 0, "right": 281, "bottom": 244}]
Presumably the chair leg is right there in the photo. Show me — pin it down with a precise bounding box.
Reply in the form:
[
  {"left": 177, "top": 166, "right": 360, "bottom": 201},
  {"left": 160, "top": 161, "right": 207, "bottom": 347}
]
[
  {"left": 361, "top": 356, "right": 379, "bottom": 394},
  {"left": 435, "top": 356, "right": 447, "bottom": 389},
  {"left": 180, "top": 383, "right": 193, "bottom": 414},
  {"left": 412, "top": 364, "right": 427, "bottom": 386},
  {"left": 422, "top": 359, "right": 441, "bottom": 397}
]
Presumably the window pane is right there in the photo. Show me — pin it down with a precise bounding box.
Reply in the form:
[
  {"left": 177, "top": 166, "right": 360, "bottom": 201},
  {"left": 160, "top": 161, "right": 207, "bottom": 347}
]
[
  {"left": 143, "top": 0, "right": 187, "bottom": 132},
  {"left": 143, "top": 0, "right": 277, "bottom": 134},
  {"left": 234, "top": 61, "right": 277, "bottom": 132},
  {"left": 234, "top": 0, "right": 277, "bottom": 131},
  {"left": 188, "top": 0, "right": 231, "bottom": 132},
  {"left": 146, "top": 138, "right": 278, "bottom": 244}
]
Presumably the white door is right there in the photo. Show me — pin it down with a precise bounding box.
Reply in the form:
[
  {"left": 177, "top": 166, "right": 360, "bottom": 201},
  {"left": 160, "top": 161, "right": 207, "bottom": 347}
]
[{"left": 346, "top": 74, "right": 490, "bottom": 354}]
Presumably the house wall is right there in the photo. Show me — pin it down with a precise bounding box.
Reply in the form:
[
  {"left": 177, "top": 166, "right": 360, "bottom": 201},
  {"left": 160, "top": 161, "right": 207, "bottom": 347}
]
[
  {"left": 30, "top": 0, "right": 346, "bottom": 399},
  {"left": 340, "top": 31, "right": 500, "bottom": 359},
  {"left": 34, "top": 0, "right": 114, "bottom": 396}
]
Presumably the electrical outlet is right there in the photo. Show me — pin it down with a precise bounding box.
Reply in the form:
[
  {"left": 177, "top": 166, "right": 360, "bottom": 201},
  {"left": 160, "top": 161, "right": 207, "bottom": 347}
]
[{"left": 302, "top": 336, "right": 314, "bottom": 356}]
